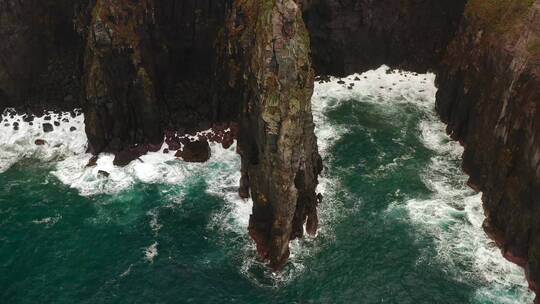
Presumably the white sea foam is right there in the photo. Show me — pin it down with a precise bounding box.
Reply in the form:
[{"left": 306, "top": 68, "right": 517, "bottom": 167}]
[
  {"left": 32, "top": 215, "right": 62, "bottom": 227},
  {"left": 52, "top": 139, "right": 240, "bottom": 196},
  {"left": 314, "top": 66, "right": 532, "bottom": 302},
  {"left": 406, "top": 120, "right": 534, "bottom": 303},
  {"left": 0, "top": 109, "right": 87, "bottom": 173},
  {"left": 143, "top": 241, "right": 158, "bottom": 263},
  {"left": 1, "top": 66, "right": 533, "bottom": 301}
]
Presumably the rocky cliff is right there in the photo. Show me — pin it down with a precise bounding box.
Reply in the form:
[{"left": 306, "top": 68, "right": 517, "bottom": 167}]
[
  {"left": 302, "top": 0, "right": 540, "bottom": 301},
  {"left": 0, "top": 0, "right": 321, "bottom": 270},
  {"left": 1, "top": 0, "right": 540, "bottom": 295},
  {"left": 436, "top": 0, "right": 540, "bottom": 300},
  {"left": 0, "top": 0, "right": 86, "bottom": 112},
  {"left": 302, "top": 0, "right": 466, "bottom": 75},
  {"left": 221, "top": 0, "right": 322, "bottom": 270}
]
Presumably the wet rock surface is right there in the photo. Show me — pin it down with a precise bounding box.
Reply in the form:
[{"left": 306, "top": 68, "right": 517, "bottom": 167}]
[
  {"left": 175, "top": 140, "right": 211, "bottom": 163},
  {"left": 221, "top": 0, "right": 322, "bottom": 270},
  {"left": 435, "top": 1, "right": 540, "bottom": 301}
]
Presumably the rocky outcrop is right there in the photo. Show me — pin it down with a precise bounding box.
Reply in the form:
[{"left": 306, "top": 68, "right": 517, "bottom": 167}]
[
  {"left": 176, "top": 140, "right": 211, "bottom": 163},
  {"left": 82, "top": 0, "right": 163, "bottom": 154},
  {"left": 221, "top": 0, "right": 322, "bottom": 269},
  {"left": 436, "top": 0, "right": 540, "bottom": 300},
  {"left": 81, "top": 0, "right": 242, "bottom": 156},
  {"left": 0, "top": 0, "right": 236, "bottom": 155},
  {"left": 0, "top": 0, "right": 321, "bottom": 269}
]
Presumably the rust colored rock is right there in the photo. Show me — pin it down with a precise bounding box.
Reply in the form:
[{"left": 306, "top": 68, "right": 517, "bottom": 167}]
[
  {"left": 34, "top": 139, "right": 46, "bottom": 146},
  {"left": 86, "top": 155, "right": 98, "bottom": 167},
  {"left": 166, "top": 136, "right": 182, "bottom": 151},
  {"left": 176, "top": 140, "right": 211, "bottom": 163},
  {"left": 147, "top": 143, "right": 162, "bottom": 153}
]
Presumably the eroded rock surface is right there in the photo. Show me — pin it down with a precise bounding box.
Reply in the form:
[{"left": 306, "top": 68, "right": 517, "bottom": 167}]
[
  {"left": 436, "top": 1, "right": 540, "bottom": 299},
  {"left": 221, "top": 0, "right": 322, "bottom": 269}
]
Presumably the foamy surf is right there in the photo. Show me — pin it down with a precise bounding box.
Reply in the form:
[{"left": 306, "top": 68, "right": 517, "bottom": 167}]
[
  {"left": 407, "top": 120, "right": 534, "bottom": 303},
  {"left": 52, "top": 140, "right": 239, "bottom": 196},
  {"left": 0, "top": 109, "right": 87, "bottom": 174},
  {"left": 314, "top": 66, "right": 533, "bottom": 303},
  {"left": 0, "top": 66, "right": 534, "bottom": 302}
]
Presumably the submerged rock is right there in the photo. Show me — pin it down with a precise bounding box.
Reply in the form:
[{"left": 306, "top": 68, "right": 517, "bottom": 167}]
[{"left": 97, "top": 170, "right": 110, "bottom": 178}]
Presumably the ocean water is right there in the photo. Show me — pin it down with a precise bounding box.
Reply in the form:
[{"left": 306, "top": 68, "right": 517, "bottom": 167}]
[{"left": 0, "top": 66, "right": 534, "bottom": 303}]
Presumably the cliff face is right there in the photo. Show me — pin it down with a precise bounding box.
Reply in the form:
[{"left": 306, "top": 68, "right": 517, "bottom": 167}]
[
  {"left": 303, "top": 0, "right": 540, "bottom": 301},
  {"left": 83, "top": 0, "right": 163, "bottom": 153},
  {"left": 221, "top": 0, "right": 322, "bottom": 270},
  {"left": 436, "top": 0, "right": 540, "bottom": 297},
  {"left": 0, "top": 0, "right": 235, "bottom": 154},
  {"left": 302, "top": 0, "right": 466, "bottom": 75},
  {"left": 83, "top": 0, "right": 236, "bottom": 154},
  {"left": 0, "top": 0, "right": 86, "bottom": 112}
]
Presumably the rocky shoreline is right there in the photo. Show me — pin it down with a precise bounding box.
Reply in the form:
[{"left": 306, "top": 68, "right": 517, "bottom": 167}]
[{"left": 1, "top": 0, "right": 539, "bottom": 300}]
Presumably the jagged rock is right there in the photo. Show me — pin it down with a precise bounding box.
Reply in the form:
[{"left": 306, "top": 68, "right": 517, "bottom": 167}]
[
  {"left": 436, "top": 1, "right": 540, "bottom": 299},
  {"left": 112, "top": 144, "right": 154, "bottom": 167},
  {"left": 97, "top": 170, "right": 110, "bottom": 178},
  {"left": 175, "top": 140, "right": 211, "bottom": 163},
  {"left": 86, "top": 155, "right": 98, "bottom": 167},
  {"left": 42, "top": 123, "right": 53, "bottom": 132},
  {"left": 221, "top": 0, "right": 322, "bottom": 270},
  {"left": 34, "top": 139, "right": 46, "bottom": 146},
  {"left": 70, "top": 126, "right": 76, "bottom": 132}
]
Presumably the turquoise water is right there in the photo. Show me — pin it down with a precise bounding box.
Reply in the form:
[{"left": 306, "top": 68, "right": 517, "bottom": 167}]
[{"left": 0, "top": 67, "right": 533, "bottom": 303}]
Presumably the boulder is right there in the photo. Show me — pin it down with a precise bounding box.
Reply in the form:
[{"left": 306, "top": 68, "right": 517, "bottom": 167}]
[
  {"left": 42, "top": 123, "right": 53, "bottom": 132},
  {"left": 175, "top": 140, "right": 211, "bottom": 162},
  {"left": 97, "top": 170, "right": 110, "bottom": 178}
]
